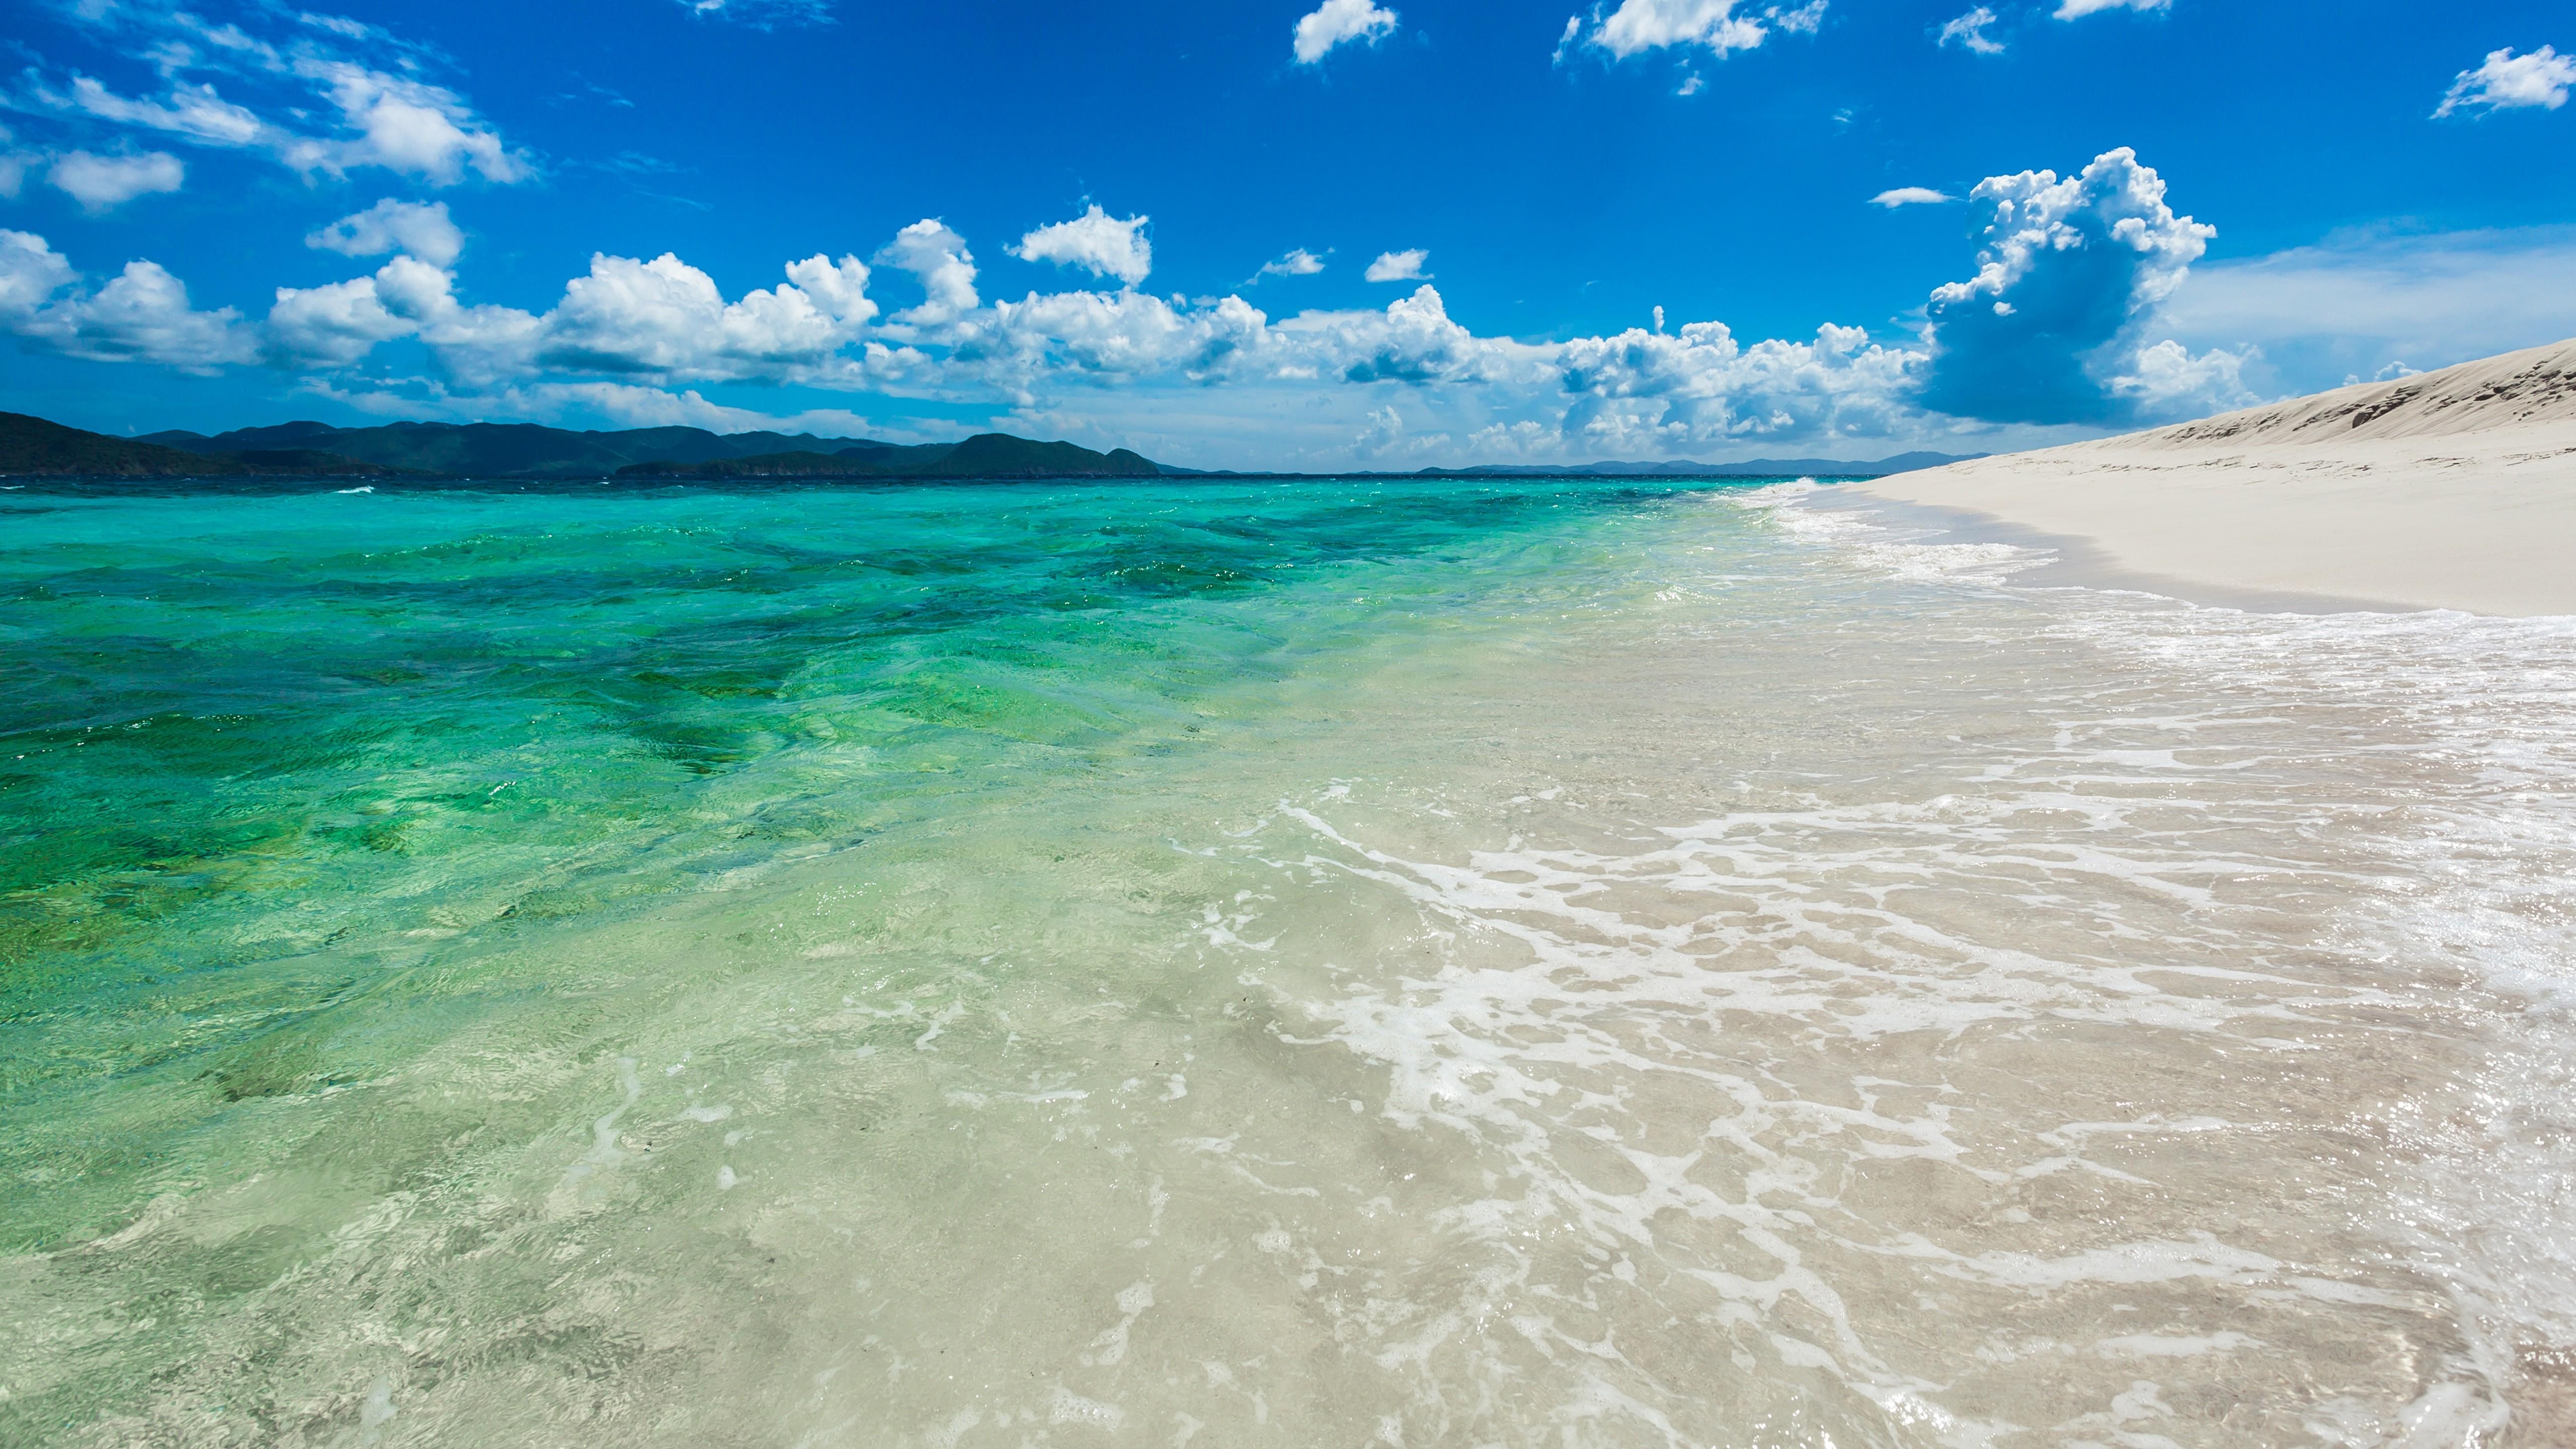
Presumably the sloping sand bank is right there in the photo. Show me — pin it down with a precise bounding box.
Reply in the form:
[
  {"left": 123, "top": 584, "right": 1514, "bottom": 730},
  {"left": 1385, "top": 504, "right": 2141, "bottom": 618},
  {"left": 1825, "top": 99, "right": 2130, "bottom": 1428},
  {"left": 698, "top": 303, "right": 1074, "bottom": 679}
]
[{"left": 1844, "top": 339, "right": 2576, "bottom": 615}]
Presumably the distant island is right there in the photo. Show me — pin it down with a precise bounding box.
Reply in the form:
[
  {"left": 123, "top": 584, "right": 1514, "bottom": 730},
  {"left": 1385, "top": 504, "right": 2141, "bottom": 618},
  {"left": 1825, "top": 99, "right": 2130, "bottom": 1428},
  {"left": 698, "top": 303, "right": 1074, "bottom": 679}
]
[
  {"left": 0, "top": 410, "right": 1979, "bottom": 482},
  {"left": 612, "top": 433, "right": 1163, "bottom": 480}
]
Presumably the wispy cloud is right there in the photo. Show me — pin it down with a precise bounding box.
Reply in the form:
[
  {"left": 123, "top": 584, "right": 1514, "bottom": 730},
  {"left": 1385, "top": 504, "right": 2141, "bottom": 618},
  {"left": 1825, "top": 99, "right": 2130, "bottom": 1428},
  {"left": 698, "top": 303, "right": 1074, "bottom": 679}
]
[
  {"left": 47, "top": 149, "right": 184, "bottom": 211},
  {"left": 12, "top": 6, "right": 531, "bottom": 187},
  {"left": 2434, "top": 46, "right": 2575, "bottom": 118},
  {"left": 2053, "top": 0, "right": 2166, "bottom": 18},
  {"left": 1937, "top": 7, "right": 2003, "bottom": 54},
  {"left": 675, "top": 0, "right": 836, "bottom": 28},
  {"left": 1251, "top": 248, "right": 1329, "bottom": 284},
  {"left": 2159, "top": 223, "right": 2576, "bottom": 388}
]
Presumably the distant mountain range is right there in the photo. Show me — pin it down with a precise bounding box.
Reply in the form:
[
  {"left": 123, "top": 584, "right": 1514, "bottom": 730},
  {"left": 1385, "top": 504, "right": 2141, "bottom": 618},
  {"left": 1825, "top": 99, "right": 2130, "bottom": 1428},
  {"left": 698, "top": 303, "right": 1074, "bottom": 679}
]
[
  {"left": 0, "top": 412, "right": 429, "bottom": 480},
  {"left": 612, "top": 434, "right": 1161, "bottom": 480},
  {"left": 137, "top": 418, "right": 879, "bottom": 477},
  {"left": 132, "top": 418, "right": 1161, "bottom": 480},
  {"left": 1, "top": 410, "right": 1978, "bottom": 482},
  {"left": 0, "top": 413, "right": 1165, "bottom": 481}
]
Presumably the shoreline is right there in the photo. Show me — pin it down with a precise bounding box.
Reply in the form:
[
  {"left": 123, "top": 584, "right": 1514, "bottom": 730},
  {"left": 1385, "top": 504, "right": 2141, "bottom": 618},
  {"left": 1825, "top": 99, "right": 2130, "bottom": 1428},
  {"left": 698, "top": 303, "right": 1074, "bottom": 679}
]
[
  {"left": 1838, "top": 339, "right": 2576, "bottom": 618},
  {"left": 1803, "top": 486, "right": 2434, "bottom": 615}
]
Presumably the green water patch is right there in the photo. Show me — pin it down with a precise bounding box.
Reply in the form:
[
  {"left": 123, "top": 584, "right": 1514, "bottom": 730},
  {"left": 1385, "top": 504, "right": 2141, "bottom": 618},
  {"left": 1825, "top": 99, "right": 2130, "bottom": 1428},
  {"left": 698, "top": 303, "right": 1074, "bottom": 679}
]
[{"left": 0, "top": 479, "right": 1764, "bottom": 1239}]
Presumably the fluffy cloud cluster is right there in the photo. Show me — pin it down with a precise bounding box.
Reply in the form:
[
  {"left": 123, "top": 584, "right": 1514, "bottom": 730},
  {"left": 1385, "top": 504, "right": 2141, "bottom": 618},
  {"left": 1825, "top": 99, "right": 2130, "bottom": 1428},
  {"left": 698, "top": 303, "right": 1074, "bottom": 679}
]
[
  {"left": 262, "top": 245, "right": 880, "bottom": 383},
  {"left": 536, "top": 253, "right": 878, "bottom": 377},
  {"left": 2435, "top": 46, "right": 2575, "bottom": 118},
  {"left": 0, "top": 145, "right": 2262, "bottom": 463},
  {"left": 17, "top": 5, "right": 529, "bottom": 191},
  {"left": 1917, "top": 146, "right": 2240, "bottom": 424},
  {"left": 1575, "top": 0, "right": 1826, "bottom": 61},
  {"left": 1552, "top": 320, "right": 1919, "bottom": 452},
  {"left": 1293, "top": 0, "right": 1400, "bottom": 64}
]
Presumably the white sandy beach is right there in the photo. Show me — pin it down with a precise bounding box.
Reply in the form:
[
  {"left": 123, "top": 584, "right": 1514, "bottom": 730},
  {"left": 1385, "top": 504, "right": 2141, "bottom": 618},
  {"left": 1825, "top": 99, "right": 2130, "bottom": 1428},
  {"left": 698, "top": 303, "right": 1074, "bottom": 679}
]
[{"left": 1846, "top": 338, "right": 2576, "bottom": 615}]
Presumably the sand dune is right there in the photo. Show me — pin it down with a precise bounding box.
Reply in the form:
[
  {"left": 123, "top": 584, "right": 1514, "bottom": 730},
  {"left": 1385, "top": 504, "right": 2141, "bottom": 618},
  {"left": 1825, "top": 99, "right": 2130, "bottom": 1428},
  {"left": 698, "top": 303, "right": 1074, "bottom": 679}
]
[{"left": 1845, "top": 338, "right": 2576, "bottom": 615}]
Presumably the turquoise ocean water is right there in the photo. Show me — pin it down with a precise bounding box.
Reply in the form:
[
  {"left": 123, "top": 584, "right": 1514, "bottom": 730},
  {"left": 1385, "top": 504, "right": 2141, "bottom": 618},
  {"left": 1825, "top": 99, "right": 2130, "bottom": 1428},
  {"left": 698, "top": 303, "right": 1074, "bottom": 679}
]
[{"left": 4, "top": 477, "right": 2573, "bottom": 1445}]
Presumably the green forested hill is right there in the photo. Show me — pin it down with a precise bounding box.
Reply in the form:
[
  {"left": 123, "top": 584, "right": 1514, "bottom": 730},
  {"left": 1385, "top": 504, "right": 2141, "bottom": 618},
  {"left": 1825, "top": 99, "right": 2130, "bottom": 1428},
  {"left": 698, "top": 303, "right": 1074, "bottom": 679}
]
[
  {"left": 614, "top": 433, "right": 1162, "bottom": 480},
  {"left": 0, "top": 413, "right": 413, "bottom": 479},
  {"left": 1, "top": 413, "right": 238, "bottom": 477},
  {"left": 140, "top": 419, "right": 891, "bottom": 478},
  {"left": 9, "top": 412, "right": 1167, "bottom": 482}
]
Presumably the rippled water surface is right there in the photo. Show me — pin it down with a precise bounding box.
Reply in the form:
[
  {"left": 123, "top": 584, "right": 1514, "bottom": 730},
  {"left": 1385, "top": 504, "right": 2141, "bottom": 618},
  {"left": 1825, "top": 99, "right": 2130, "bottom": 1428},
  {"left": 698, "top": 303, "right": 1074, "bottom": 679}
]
[{"left": 3, "top": 476, "right": 2572, "bottom": 1446}]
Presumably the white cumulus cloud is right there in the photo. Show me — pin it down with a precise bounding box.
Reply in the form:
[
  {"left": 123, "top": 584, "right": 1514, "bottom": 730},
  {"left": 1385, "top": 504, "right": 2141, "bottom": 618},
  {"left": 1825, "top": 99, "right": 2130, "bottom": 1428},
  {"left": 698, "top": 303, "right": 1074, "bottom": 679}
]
[
  {"left": 875, "top": 220, "right": 981, "bottom": 332},
  {"left": 0, "top": 230, "right": 79, "bottom": 323},
  {"left": 47, "top": 150, "right": 185, "bottom": 212},
  {"left": 531, "top": 251, "right": 876, "bottom": 377},
  {"left": 1872, "top": 187, "right": 1952, "bottom": 207},
  {"left": 1009, "top": 205, "right": 1152, "bottom": 287},
  {"left": 260, "top": 246, "right": 878, "bottom": 384},
  {"left": 1938, "top": 7, "right": 2003, "bottom": 53},
  {"left": 0, "top": 229, "right": 253, "bottom": 371},
  {"left": 48, "top": 261, "right": 253, "bottom": 370},
  {"left": 307, "top": 199, "right": 465, "bottom": 267},
  {"left": 1918, "top": 146, "right": 2220, "bottom": 425},
  {"left": 1293, "top": 0, "right": 1400, "bottom": 64},
  {"left": 285, "top": 63, "right": 529, "bottom": 185},
  {"left": 267, "top": 264, "right": 421, "bottom": 368},
  {"left": 1552, "top": 319, "right": 1919, "bottom": 454},
  {"left": 977, "top": 289, "right": 1271, "bottom": 399},
  {"left": 2106, "top": 337, "right": 2253, "bottom": 416},
  {"left": 2435, "top": 46, "right": 2576, "bottom": 118},
  {"left": 1364, "top": 249, "right": 1429, "bottom": 282}
]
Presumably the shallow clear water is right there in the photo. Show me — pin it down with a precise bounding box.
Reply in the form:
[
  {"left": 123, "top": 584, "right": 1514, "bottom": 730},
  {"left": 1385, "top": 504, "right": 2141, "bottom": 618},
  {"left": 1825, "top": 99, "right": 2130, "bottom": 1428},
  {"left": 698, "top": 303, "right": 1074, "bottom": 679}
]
[{"left": 2, "top": 476, "right": 2571, "bottom": 1446}]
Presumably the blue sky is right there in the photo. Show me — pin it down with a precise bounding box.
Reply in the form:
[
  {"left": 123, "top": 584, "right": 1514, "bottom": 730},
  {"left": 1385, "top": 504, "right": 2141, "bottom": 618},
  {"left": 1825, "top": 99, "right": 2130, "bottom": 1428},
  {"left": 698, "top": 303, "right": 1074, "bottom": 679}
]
[{"left": 2, "top": 0, "right": 2570, "bottom": 467}]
